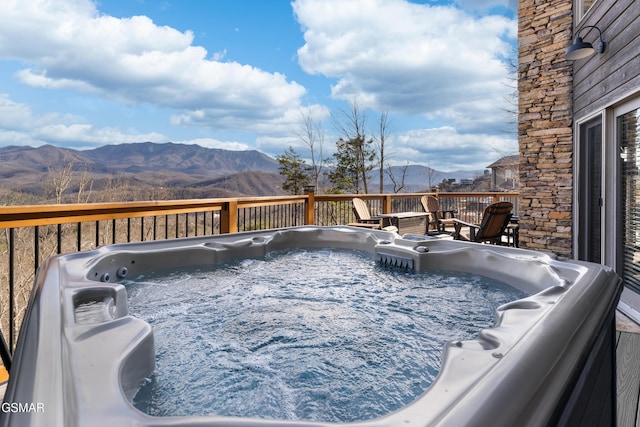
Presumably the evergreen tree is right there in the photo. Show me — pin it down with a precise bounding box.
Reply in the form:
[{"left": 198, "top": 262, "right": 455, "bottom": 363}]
[
  {"left": 328, "top": 134, "right": 375, "bottom": 194},
  {"left": 276, "top": 146, "right": 310, "bottom": 195}
]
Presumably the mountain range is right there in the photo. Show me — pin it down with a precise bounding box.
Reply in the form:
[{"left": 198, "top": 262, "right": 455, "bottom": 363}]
[{"left": 0, "top": 142, "right": 484, "bottom": 201}]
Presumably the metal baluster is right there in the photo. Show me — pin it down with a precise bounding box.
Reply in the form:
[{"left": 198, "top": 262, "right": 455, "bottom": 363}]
[
  {"left": 34, "top": 226, "right": 39, "bottom": 273},
  {"left": 8, "top": 228, "right": 14, "bottom": 352},
  {"left": 0, "top": 232, "right": 11, "bottom": 364},
  {"left": 0, "top": 326, "right": 11, "bottom": 371},
  {"left": 57, "top": 224, "right": 62, "bottom": 254},
  {"left": 77, "top": 222, "right": 82, "bottom": 251}
]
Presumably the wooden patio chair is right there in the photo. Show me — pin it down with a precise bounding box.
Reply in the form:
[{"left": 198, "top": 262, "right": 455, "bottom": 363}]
[
  {"left": 348, "top": 198, "right": 398, "bottom": 232},
  {"left": 421, "top": 195, "right": 457, "bottom": 232},
  {"left": 452, "top": 201, "right": 513, "bottom": 244}
]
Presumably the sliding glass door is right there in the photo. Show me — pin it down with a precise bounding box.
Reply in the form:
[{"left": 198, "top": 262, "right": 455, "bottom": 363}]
[
  {"left": 577, "top": 97, "right": 640, "bottom": 317},
  {"left": 577, "top": 116, "right": 603, "bottom": 263},
  {"left": 617, "top": 102, "right": 640, "bottom": 293}
]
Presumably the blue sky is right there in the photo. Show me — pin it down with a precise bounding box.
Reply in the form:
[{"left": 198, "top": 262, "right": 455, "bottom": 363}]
[{"left": 0, "top": 0, "right": 517, "bottom": 171}]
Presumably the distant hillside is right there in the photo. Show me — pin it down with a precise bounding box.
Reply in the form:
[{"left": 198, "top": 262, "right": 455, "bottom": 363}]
[
  {"left": 82, "top": 142, "right": 279, "bottom": 175},
  {"left": 0, "top": 142, "right": 485, "bottom": 203},
  {"left": 0, "top": 142, "right": 284, "bottom": 201},
  {"left": 0, "top": 144, "right": 89, "bottom": 175}
]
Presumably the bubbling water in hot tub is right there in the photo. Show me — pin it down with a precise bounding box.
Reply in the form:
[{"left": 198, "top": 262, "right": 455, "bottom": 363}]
[{"left": 125, "top": 248, "right": 527, "bottom": 423}]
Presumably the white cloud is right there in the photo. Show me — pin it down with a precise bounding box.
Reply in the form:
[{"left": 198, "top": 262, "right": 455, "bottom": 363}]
[
  {"left": 211, "top": 49, "right": 228, "bottom": 61},
  {"left": 0, "top": 93, "right": 168, "bottom": 149},
  {"left": 293, "top": 0, "right": 516, "bottom": 133},
  {"left": 171, "top": 103, "right": 330, "bottom": 140},
  {"left": 0, "top": 94, "right": 38, "bottom": 130},
  {"left": 0, "top": 93, "right": 82, "bottom": 133},
  {"left": 392, "top": 126, "right": 516, "bottom": 171},
  {"left": 175, "top": 137, "right": 250, "bottom": 151},
  {"left": 0, "top": 130, "right": 45, "bottom": 147},
  {"left": 255, "top": 135, "right": 300, "bottom": 153},
  {"left": 33, "top": 124, "right": 168, "bottom": 148},
  {"left": 0, "top": 0, "right": 309, "bottom": 132}
]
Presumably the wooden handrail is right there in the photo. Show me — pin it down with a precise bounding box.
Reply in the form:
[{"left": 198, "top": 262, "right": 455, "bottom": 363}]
[
  {"left": 0, "top": 196, "right": 308, "bottom": 230},
  {"left": 0, "top": 192, "right": 519, "bottom": 229}
]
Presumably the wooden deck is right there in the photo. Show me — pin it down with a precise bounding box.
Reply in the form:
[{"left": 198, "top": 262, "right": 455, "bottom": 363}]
[{"left": 617, "top": 312, "right": 640, "bottom": 426}]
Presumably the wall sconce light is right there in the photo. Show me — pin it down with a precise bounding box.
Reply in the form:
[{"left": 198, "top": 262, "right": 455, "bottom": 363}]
[{"left": 565, "top": 25, "right": 606, "bottom": 60}]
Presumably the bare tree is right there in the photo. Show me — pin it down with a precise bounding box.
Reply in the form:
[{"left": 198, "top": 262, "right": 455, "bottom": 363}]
[
  {"left": 295, "top": 110, "right": 326, "bottom": 191},
  {"left": 45, "top": 154, "right": 94, "bottom": 204},
  {"left": 76, "top": 162, "right": 94, "bottom": 203},
  {"left": 332, "top": 100, "right": 367, "bottom": 142},
  {"left": 330, "top": 101, "right": 375, "bottom": 194},
  {"left": 386, "top": 162, "right": 409, "bottom": 193},
  {"left": 500, "top": 47, "right": 518, "bottom": 138},
  {"left": 45, "top": 154, "right": 76, "bottom": 204},
  {"left": 98, "top": 173, "right": 132, "bottom": 203},
  {"left": 375, "top": 110, "right": 392, "bottom": 193}
]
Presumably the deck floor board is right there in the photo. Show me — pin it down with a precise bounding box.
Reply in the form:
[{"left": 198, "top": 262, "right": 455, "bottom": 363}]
[{"left": 617, "top": 330, "right": 640, "bottom": 426}]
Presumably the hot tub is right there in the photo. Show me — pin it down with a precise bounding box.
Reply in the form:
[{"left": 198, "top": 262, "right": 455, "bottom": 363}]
[{"left": 0, "top": 226, "right": 622, "bottom": 427}]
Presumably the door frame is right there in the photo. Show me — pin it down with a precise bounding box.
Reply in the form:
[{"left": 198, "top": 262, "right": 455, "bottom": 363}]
[
  {"left": 574, "top": 110, "right": 606, "bottom": 264},
  {"left": 608, "top": 97, "right": 640, "bottom": 269},
  {"left": 574, "top": 93, "right": 640, "bottom": 322},
  {"left": 573, "top": 96, "right": 639, "bottom": 321}
]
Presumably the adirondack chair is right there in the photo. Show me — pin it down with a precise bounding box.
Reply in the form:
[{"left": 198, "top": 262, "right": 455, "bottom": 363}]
[
  {"left": 421, "top": 195, "right": 457, "bottom": 232},
  {"left": 452, "top": 201, "right": 513, "bottom": 244},
  {"left": 348, "top": 198, "right": 398, "bottom": 232}
]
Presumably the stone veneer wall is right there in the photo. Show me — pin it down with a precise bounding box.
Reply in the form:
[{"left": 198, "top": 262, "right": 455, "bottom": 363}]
[{"left": 518, "top": 0, "right": 574, "bottom": 257}]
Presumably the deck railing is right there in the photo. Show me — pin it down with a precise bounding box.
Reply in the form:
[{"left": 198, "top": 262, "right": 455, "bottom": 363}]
[{"left": 0, "top": 191, "right": 519, "bottom": 365}]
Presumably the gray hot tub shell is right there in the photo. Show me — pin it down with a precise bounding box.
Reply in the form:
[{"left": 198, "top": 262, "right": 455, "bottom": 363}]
[{"left": 0, "top": 226, "right": 622, "bottom": 426}]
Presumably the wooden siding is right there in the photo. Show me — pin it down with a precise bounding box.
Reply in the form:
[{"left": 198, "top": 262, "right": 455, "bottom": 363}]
[{"left": 573, "top": 0, "right": 640, "bottom": 119}]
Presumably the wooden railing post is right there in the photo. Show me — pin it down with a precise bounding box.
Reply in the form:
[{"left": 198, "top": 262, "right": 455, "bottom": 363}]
[
  {"left": 304, "top": 186, "right": 315, "bottom": 225},
  {"left": 221, "top": 199, "right": 238, "bottom": 233},
  {"left": 382, "top": 195, "right": 392, "bottom": 214}
]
